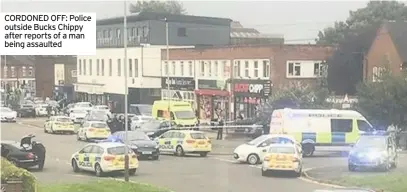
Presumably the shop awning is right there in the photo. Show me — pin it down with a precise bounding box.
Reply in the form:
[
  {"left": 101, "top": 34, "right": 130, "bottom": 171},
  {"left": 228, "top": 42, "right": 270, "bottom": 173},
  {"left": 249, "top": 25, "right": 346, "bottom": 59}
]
[{"left": 194, "top": 89, "right": 230, "bottom": 97}]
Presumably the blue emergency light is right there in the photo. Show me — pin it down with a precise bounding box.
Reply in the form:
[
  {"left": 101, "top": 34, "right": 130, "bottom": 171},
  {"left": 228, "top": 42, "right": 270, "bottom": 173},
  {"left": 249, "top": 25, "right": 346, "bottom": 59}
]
[{"left": 96, "top": 135, "right": 123, "bottom": 143}]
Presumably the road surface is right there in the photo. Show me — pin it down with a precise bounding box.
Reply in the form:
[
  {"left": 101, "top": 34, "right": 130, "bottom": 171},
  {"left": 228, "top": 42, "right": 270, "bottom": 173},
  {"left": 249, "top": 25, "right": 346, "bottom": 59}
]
[{"left": 1, "top": 120, "right": 343, "bottom": 192}]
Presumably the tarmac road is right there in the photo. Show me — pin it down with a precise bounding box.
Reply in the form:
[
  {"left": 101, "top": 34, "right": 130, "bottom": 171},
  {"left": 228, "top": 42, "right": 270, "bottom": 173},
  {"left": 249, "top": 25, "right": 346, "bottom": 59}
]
[{"left": 1, "top": 120, "right": 343, "bottom": 192}]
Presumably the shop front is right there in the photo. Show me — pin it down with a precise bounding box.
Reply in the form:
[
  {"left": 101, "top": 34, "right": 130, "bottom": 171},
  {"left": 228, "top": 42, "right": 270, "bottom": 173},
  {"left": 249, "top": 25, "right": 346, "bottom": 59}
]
[
  {"left": 232, "top": 79, "right": 272, "bottom": 119},
  {"left": 195, "top": 79, "right": 229, "bottom": 123},
  {"left": 74, "top": 83, "right": 105, "bottom": 104},
  {"left": 161, "top": 77, "right": 196, "bottom": 108}
]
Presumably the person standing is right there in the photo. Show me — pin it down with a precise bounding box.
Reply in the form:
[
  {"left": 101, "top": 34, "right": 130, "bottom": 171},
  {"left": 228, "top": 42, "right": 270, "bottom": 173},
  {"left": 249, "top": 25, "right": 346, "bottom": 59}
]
[{"left": 217, "top": 116, "right": 224, "bottom": 140}]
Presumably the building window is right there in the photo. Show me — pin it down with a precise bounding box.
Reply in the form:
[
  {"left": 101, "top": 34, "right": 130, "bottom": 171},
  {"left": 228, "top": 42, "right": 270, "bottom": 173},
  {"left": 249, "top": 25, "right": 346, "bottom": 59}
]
[
  {"left": 222, "top": 60, "right": 227, "bottom": 77},
  {"left": 96, "top": 59, "right": 100, "bottom": 76},
  {"left": 103, "top": 30, "right": 108, "bottom": 38},
  {"left": 214, "top": 61, "right": 219, "bottom": 76},
  {"left": 263, "top": 60, "right": 270, "bottom": 78},
  {"left": 287, "top": 62, "right": 301, "bottom": 77},
  {"left": 164, "top": 61, "right": 169, "bottom": 75},
  {"left": 180, "top": 62, "right": 184, "bottom": 76},
  {"left": 116, "top": 28, "right": 121, "bottom": 39},
  {"left": 244, "top": 61, "right": 249, "bottom": 77},
  {"left": 83, "top": 60, "right": 87, "bottom": 75},
  {"left": 28, "top": 67, "right": 33, "bottom": 77},
  {"left": 314, "top": 62, "right": 326, "bottom": 76},
  {"left": 188, "top": 61, "right": 193, "bottom": 76},
  {"left": 117, "top": 59, "right": 121, "bottom": 76},
  {"left": 134, "top": 59, "right": 138, "bottom": 77},
  {"left": 129, "top": 59, "right": 133, "bottom": 77},
  {"left": 109, "top": 59, "right": 112, "bottom": 76},
  {"left": 10, "top": 67, "right": 15, "bottom": 77},
  {"left": 3, "top": 66, "right": 7, "bottom": 78},
  {"left": 200, "top": 61, "right": 205, "bottom": 76},
  {"left": 171, "top": 61, "right": 176, "bottom": 75},
  {"left": 235, "top": 60, "right": 241, "bottom": 77},
  {"left": 373, "top": 66, "right": 385, "bottom": 82},
  {"left": 78, "top": 60, "right": 82, "bottom": 75},
  {"left": 109, "top": 30, "right": 113, "bottom": 39},
  {"left": 101, "top": 59, "right": 105, "bottom": 76},
  {"left": 208, "top": 61, "right": 212, "bottom": 76},
  {"left": 22, "top": 66, "right": 26, "bottom": 77},
  {"left": 142, "top": 26, "right": 148, "bottom": 37},
  {"left": 132, "top": 27, "right": 136, "bottom": 37},
  {"left": 177, "top": 28, "right": 187, "bottom": 37},
  {"left": 89, "top": 59, "right": 93, "bottom": 75},
  {"left": 137, "top": 27, "right": 141, "bottom": 37},
  {"left": 254, "top": 61, "right": 258, "bottom": 77}
]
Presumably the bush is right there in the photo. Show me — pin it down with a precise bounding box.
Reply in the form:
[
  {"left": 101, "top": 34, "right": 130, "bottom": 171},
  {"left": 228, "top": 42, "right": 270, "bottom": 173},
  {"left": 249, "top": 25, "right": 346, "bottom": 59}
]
[{"left": 1, "top": 157, "right": 37, "bottom": 192}]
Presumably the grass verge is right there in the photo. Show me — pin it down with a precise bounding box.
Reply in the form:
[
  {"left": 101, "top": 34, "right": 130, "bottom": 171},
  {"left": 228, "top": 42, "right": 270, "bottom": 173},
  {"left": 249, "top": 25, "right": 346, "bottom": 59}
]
[
  {"left": 332, "top": 173, "right": 407, "bottom": 192},
  {"left": 39, "top": 180, "right": 171, "bottom": 192}
]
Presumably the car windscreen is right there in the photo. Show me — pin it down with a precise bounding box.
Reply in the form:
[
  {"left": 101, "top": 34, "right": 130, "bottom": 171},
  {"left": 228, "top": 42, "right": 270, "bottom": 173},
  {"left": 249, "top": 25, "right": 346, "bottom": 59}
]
[
  {"left": 107, "top": 146, "right": 128, "bottom": 155},
  {"left": 0, "top": 108, "right": 12, "bottom": 112},
  {"left": 190, "top": 133, "right": 206, "bottom": 139},
  {"left": 91, "top": 123, "right": 107, "bottom": 128},
  {"left": 174, "top": 110, "right": 195, "bottom": 119},
  {"left": 140, "top": 121, "right": 160, "bottom": 130},
  {"left": 268, "top": 146, "right": 295, "bottom": 154},
  {"left": 355, "top": 137, "right": 386, "bottom": 149},
  {"left": 247, "top": 135, "right": 268, "bottom": 145},
  {"left": 128, "top": 131, "right": 150, "bottom": 141},
  {"left": 57, "top": 118, "right": 71, "bottom": 122},
  {"left": 89, "top": 111, "right": 108, "bottom": 121}
]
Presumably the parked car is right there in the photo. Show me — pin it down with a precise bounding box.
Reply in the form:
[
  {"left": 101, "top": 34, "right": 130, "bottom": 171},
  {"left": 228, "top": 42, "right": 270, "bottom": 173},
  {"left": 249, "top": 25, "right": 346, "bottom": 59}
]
[
  {"left": 139, "top": 120, "right": 176, "bottom": 138},
  {"left": 17, "top": 104, "right": 36, "bottom": 118},
  {"left": 112, "top": 130, "right": 159, "bottom": 160},
  {"left": 35, "top": 104, "right": 54, "bottom": 117},
  {"left": 0, "top": 107, "right": 17, "bottom": 122},
  {"left": 130, "top": 115, "right": 154, "bottom": 130},
  {"left": 1, "top": 134, "right": 46, "bottom": 170}
]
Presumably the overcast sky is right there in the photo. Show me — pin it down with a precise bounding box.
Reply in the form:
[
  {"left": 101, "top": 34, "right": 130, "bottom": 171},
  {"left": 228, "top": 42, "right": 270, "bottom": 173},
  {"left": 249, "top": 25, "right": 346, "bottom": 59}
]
[{"left": 1, "top": 0, "right": 384, "bottom": 43}]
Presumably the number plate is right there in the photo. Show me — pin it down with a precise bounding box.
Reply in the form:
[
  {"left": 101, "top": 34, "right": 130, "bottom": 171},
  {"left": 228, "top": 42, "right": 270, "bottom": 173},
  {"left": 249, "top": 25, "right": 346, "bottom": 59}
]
[{"left": 142, "top": 151, "right": 152, "bottom": 154}]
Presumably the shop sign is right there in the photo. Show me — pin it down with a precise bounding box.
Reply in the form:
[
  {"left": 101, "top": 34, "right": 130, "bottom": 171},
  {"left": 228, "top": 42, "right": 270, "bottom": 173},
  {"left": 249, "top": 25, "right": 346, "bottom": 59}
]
[
  {"left": 198, "top": 79, "right": 226, "bottom": 90},
  {"left": 161, "top": 77, "right": 195, "bottom": 90},
  {"left": 233, "top": 79, "right": 271, "bottom": 97}
]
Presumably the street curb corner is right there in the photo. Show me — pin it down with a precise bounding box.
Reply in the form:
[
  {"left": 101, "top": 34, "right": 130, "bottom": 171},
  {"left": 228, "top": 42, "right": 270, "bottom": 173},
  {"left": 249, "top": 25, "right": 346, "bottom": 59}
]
[{"left": 300, "top": 168, "right": 345, "bottom": 188}]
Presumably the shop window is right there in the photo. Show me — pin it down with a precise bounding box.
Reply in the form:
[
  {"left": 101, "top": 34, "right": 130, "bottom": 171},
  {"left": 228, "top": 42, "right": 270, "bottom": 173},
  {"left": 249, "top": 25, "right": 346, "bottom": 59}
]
[
  {"left": 164, "top": 61, "right": 169, "bottom": 75},
  {"left": 234, "top": 60, "right": 241, "bottom": 77},
  {"left": 96, "top": 59, "right": 100, "bottom": 76},
  {"left": 108, "top": 59, "right": 112, "bottom": 76},
  {"left": 180, "top": 62, "right": 184, "bottom": 76},
  {"left": 129, "top": 59, "right": 133, "bottom": 77},
  {"left": 83, "top": 60, "right": 87, "bottom": 75},
  {"left": 244, "top": 61, "right": 249, "bottom": 77},
  {"left": 117, "top": 59, "right": 121, "bottom": 76},
  {"left": 263, "top": 60, "right": 270, "bottom": 77},
  {"left": 89, "top": 59, "right": 93, "bottom": 75},
  {"left": 200, "top": 61, "right": 205, "bottom": 76},
  {"left": 214, "top": 61, "right": 219, "bottom": 76},
  {"left": 254, "top": 61, "right": 258, "bottom": 77},
  {"left": 172, "top": 61, "right": 176, "bottom": 75},
  {"left": 188, "top": 61, "right": 193, "bottom": 76},
  {"left": 134, "top": 59, "right": 139, "bottom": 77},
  {"left": 101, "top": 59, "right": 105, "bottom": 76}
]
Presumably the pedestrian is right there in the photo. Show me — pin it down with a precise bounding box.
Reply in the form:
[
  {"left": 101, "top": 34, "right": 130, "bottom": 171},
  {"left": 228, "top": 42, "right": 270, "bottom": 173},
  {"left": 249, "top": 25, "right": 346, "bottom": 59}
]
[{"left": 217, "top": 117, "right": 224, "bottom": 140}]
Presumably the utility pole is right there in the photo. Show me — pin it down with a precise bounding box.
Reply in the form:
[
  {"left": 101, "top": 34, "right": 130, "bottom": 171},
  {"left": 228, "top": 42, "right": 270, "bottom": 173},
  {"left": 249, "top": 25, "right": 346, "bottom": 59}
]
[
  {"left": 123, "top": 0, "right": 130, "bottom": 182},
  {"left": 229, "top": 59, "right": 234, "bottom": 122},
  {"left": 165, "top": 17, "right": 172, "bottom": 129}
]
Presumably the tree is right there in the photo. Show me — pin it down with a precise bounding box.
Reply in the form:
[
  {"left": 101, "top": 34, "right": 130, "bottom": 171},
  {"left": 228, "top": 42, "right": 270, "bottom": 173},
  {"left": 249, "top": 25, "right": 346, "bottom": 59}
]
[
  {"left": 316, "top": 1, "right": 407, "bottom": 45},
  {"left": 270, "top": 81, "right": 331, "bottom": 109},
  {"left": 129, "top": 1, "right": 187, "bottom": 15},
  {"left": 356, "top": 63, "right": 407, "bottom": 129}
]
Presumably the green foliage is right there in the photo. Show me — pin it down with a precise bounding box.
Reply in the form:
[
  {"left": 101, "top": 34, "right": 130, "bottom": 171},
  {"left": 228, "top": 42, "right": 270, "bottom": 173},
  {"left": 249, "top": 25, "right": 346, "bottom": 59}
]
[
  {"left": 316, "top": 1, "right": 407, "bottom": 44},
  {"left": 1, "top": 158, "right": 37, "bottom": 192},
  {"left": 130, "top": 1, "right": 186, "bottom": 15},
  {"left": 356, "top": 66, "right": 407, "bottom": 127},
  {"left": 270, "top": 81, "right": 331, "bottom": 109}
]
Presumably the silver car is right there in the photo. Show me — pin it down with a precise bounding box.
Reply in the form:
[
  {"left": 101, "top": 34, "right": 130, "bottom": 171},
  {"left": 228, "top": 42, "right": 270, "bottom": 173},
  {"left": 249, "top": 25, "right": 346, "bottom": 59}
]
[{"left": 130, "top": 116, "right": 154, "bottom": 130}]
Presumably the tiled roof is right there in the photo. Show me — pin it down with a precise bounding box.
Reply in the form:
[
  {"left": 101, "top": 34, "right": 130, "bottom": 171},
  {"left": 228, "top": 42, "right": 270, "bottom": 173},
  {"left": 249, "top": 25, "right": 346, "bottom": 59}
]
[
  {"left": 384, "top": 21, "right": 407, "bottom": 62},
  {"left": 230, "top": 32, "right": 284, "bottom": 39}
]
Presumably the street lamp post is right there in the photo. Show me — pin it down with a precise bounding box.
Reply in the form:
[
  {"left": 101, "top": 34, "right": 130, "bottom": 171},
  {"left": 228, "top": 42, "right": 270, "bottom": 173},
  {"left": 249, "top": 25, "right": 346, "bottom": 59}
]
[
  {"left": 123, "top": 0, "right": 130, "bottom": 182},
  {"left": 165, "top": 17, "right": 171, "bottom": 130}
]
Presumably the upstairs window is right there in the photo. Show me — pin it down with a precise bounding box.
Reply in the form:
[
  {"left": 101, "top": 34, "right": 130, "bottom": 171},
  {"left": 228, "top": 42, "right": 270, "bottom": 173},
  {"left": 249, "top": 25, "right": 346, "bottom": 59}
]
[
  {"left": 287, "top": 62, "right": 301, "bottom": 77},
  {"left": 263, "top": 60, "right": 270, "bottom": 77}
]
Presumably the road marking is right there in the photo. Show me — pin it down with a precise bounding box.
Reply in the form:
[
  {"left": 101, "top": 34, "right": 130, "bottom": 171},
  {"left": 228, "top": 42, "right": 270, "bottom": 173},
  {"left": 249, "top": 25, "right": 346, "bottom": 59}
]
[{"left": 211, "top": 157, "right": 237, "bottom": 163}]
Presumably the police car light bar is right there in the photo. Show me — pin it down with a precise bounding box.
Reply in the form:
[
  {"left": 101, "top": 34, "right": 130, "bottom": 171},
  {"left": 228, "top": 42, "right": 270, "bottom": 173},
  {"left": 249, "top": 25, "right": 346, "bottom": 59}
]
[{"left": 360, "top": 130, "right": 389, "bottom": 136}]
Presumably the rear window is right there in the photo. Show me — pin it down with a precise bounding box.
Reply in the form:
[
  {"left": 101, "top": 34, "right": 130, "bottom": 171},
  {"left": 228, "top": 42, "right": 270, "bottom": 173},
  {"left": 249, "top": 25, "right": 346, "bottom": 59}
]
[
  {"left": 190, "top": 133, "right": 206, "bottom": 139},
  {"left": 107, "top": 146, "right": 131, "bottom": 155},
  {"left": 91, "top": 123, "right": 107, "bottom": 128},
  {"left": 57, "top": 118, "right": 71, "bottom": 122},
  {"left": 268, "top": 146, "right": 296, "bottom": 154}
]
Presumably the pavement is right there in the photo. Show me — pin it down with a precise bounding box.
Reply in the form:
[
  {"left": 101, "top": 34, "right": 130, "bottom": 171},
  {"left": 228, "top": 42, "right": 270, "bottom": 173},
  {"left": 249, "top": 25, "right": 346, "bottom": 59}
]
[{"left": 0, "top": 119, "right": 351, "bottom": 192}]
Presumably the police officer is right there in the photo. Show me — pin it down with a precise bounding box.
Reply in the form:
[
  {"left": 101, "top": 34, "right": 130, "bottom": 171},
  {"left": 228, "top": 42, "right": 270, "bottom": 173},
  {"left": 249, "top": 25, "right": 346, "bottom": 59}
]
[
  {"left": 217, "top": 117, "right": 224, "bottom": 140},
  {"left": 32, "top": 141, "right": 46, "bottom": 170}
]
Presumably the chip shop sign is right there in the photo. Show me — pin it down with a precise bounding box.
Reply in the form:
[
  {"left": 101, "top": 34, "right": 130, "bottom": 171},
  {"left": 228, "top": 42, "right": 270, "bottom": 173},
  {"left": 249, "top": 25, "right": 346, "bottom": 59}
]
[{"left": 233, "top": 79, "right": 271, "bottom": 97}]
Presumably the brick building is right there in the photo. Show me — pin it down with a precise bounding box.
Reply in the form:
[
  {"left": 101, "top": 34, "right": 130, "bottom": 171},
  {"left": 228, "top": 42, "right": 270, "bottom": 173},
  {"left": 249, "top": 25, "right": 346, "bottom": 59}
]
[
  {"left": 364, "top": 21, "right": 407, "bottom": 81},
  {"left": 160, "top": 44, "right": 334, "bottom": 120},
  {"left": 0, "top": 56, "right": 36, "bottom": 96}
]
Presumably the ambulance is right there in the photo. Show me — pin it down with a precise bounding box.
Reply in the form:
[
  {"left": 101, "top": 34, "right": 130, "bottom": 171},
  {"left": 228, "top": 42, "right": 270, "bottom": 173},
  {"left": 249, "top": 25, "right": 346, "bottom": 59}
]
[{"left": 269, "top": 108, "right": 374, "bottom": 157}]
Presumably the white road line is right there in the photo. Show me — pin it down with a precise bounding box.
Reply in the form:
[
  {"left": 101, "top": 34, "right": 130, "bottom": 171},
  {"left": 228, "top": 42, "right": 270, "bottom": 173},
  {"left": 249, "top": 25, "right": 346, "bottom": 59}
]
[{"left": 211, "top": 157, "right": 237, "bottom": 163}]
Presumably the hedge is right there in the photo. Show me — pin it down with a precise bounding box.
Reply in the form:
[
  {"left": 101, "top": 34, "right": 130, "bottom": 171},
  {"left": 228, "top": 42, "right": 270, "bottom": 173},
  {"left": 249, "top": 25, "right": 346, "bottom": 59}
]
[{"left": 1, "top": 157, "right": 37, "bottom": 192}]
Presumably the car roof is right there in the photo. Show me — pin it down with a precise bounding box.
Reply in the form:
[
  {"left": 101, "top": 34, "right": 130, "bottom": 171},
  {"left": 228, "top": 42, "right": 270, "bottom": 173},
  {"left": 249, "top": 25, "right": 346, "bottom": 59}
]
[
  {"left": 265, "top": 134, "right": 296, "bottom": 140},
  {"left": 90, "top": 142, "right": 126, "bottom": 148},
  {"left": 269, "top": 143, "right": 296, "bottom": 148},
  {"left": 86, "top": 121, "right": 107, "bottom": 124},
  {"left": 169, "top": 130, "right": 204, "bottom": 134}
]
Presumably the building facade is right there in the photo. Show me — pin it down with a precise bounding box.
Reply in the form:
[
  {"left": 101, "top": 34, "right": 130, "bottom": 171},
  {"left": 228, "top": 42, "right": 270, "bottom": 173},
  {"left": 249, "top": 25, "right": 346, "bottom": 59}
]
[
  {"left": 161, "top": 44, "right": 334, "bottom": 120},
  {"left": 35, "top": 56, "right": 77, "bottom": 100},
  {"left": 1, "top": 56, "right": 36, "bottom": 99},
  {"left": 96, "top": 12, "right": 232, "bottom": 48}
]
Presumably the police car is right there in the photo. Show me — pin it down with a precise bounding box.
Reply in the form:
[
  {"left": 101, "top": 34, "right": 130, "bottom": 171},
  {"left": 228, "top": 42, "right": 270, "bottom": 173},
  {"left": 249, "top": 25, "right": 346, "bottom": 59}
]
[
  {"left": 70, "top": 142, "right": 139, "bottom": 177},
  {"left": 44, "top": 116, "right": 75, "bottom": 134},
  {"left": 261, "top": 143, "right": 303, "bottom": 177},
  {"left": 233, "top": 134, "right": 301, "bottom": 165},
  {"left": 77, "top": 121, "right": 111, "bottom": 141},
  {"left": 155, "top": 130, "right": 211, "bottom": 157},
  {"left": 348, "top": 131, "right": 398, "bottom": 172}
]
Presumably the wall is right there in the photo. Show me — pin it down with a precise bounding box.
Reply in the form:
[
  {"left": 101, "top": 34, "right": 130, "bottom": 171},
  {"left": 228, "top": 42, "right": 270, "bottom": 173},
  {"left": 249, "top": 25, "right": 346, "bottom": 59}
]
[
  {"left": 365, "top": 25, "right": 402, "bottom": 81},
  {"left": 162, "top": 45, "right": 334, "bottom": 87}
]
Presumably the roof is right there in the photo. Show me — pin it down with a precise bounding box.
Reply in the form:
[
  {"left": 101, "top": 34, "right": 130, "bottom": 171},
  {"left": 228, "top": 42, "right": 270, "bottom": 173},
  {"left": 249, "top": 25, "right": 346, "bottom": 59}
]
[
  {"left": 97, "top": 12, "right": 232, "bottom": 26},
  {"left": 91, "top": 142, "right": 126, "bottom": 148},
  {"left": 384, "top": 21, "right": 407, "bottom": 62}
]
